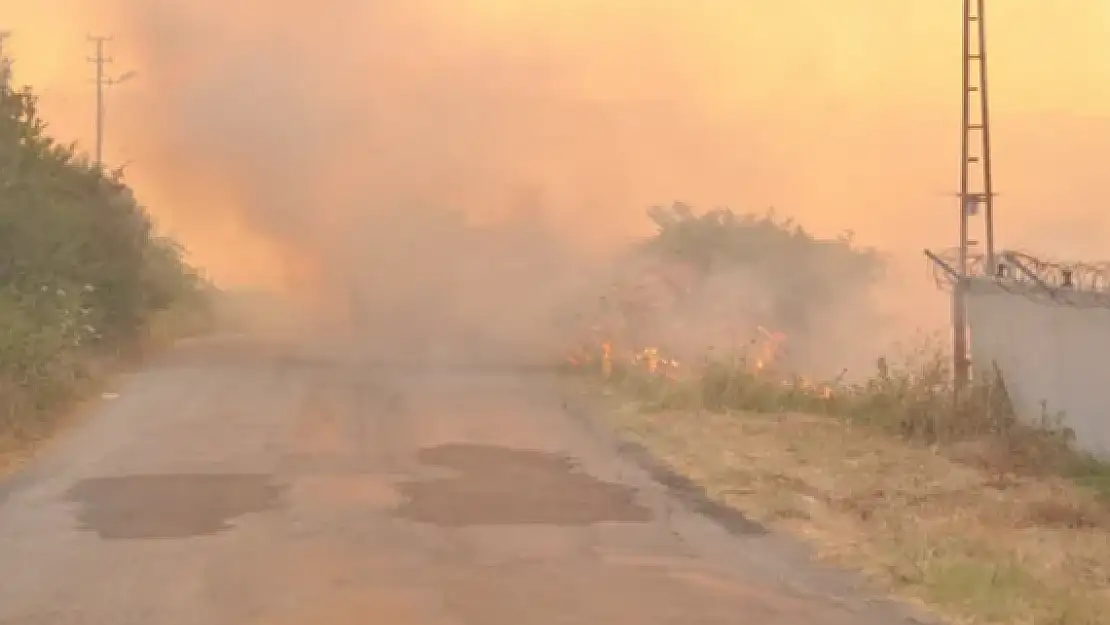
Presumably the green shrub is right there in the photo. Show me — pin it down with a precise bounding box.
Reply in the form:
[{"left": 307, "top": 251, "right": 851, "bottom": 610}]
[{"left": 0, "top": 80, "right": 208, "bottom": 440}]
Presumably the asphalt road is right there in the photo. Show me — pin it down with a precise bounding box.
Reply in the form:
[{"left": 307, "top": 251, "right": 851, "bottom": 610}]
[{"left": 0, "top": 337, "right": 930, "bottom": 625}]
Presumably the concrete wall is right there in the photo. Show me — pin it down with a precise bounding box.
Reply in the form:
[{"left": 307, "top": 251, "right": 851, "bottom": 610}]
[{"left": 966, "top": 280, "right": 1110, "bottom": 458}]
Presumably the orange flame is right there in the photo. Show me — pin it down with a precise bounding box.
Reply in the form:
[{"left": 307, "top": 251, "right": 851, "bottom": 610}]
[
  {"left": 752, "top": 326, "right": 786, "bottom": 373},
  {"left": 601, "top": 341, "right": 613, "bottom": 378}
]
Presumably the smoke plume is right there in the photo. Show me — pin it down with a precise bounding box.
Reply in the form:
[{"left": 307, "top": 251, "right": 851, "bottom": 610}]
[{"left": 4, "top": 0, "right": 1110, "bottom": 368}]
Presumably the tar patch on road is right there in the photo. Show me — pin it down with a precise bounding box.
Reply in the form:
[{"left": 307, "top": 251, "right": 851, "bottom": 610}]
[
  {"left": 68, "top": 474, "right": 285, "bottom": 539},
  {"left": 393, "top": 444, "right": 651, "bottom": 527}
]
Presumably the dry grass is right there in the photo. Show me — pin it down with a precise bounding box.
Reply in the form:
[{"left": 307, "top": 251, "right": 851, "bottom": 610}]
[
  {"left": 568, "top": 348, "right": 1110, "bottom": 625},
  {"left": 0, "top": 303, "right": 213, "bottom": 480},
  {"left": 0, "top": 355, "right": 114, "bottom": 479}
]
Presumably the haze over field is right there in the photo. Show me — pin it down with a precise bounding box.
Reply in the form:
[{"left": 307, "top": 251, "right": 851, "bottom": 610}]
[{"left": 2, "top": 0, "right": 1108, "bottom": 369}]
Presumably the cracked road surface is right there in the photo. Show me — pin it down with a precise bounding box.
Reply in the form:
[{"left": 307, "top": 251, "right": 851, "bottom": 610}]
[{"left": 0, "top": 338, "right": 930, "bottom": 624}]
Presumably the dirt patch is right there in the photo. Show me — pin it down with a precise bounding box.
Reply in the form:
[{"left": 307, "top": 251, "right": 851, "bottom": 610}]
[
  {"left": 68, "top": 473, "right": 285, "bottom": 539},
  {"left": 393, "top": 443, "right": 651, "bottom": 526}
]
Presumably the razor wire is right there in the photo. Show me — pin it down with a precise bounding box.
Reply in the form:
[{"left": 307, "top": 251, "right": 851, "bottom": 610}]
[{"left": 928, "top": 247, "right": 1110, "bottom": 310}]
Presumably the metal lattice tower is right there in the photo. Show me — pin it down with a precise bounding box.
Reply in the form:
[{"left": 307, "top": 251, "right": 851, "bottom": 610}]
[{"left": 953, "top": 0, "right": 996, "bottom": 387}]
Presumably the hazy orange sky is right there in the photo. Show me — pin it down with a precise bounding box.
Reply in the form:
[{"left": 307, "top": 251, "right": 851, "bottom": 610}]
[{"left": 2, "top": 0, "right": 1109, "bottom": 295}]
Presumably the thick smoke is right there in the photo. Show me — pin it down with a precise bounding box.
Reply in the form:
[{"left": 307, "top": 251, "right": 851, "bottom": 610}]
[{"left": 6, "top": 0, "right": 1110, "bottom": 368}]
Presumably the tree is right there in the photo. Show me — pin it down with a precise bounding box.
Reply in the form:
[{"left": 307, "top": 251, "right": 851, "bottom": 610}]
[{"left": 599, "top": 202, "right": 886, "bottom": 368}]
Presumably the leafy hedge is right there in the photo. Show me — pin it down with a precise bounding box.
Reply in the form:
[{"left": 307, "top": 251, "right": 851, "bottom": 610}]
[{"left": 0, "top": 80, "right": 208, "bottom": 437}]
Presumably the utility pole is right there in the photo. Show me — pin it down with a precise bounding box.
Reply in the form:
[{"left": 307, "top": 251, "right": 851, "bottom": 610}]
[
  {"left": 954, "top": 0, "right": 997, "bottom": 388},
  {"left": 87, "top": 35, "right": 136, "bottom": 171},
  {"left": 88, "top": 35, "right": 111, "bottom": 169},
  {"left": 0, "top": 31, "right": 12, "bottom": 90}
]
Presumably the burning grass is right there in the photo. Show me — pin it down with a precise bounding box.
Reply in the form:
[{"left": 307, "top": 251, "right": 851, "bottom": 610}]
[
  {"left": 562, "top": 203, "right": 1110, "bottom": 622},
  {"left": 566, "top": 340, "right": 1110, "bottom": 625}
]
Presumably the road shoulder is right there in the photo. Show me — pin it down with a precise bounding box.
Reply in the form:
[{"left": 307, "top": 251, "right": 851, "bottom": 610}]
[
  {"left": 564, "top": 379, "right": 1110, "bottom": 625},
  {"left": 559, "top": 380, "right": 941, "bottom": 625}
]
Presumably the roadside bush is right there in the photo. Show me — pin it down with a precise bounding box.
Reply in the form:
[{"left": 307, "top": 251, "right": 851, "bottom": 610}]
[{"left": 0, "top": 80, "right": 209, "bottom": 441}]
